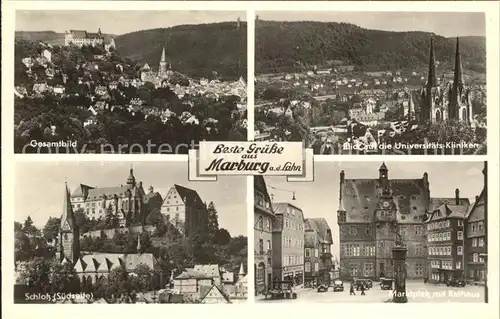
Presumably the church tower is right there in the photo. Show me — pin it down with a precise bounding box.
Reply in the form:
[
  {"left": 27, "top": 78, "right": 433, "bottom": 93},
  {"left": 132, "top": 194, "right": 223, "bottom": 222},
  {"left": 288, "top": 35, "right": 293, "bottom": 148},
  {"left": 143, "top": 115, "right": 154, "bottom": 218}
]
[
  {"left": 449, "top": 37, "right": 473, "bottom": 125},
  {"left": 421, "top": 37, "right": 441, "bottom": 124},
  {"left": 59, "top": 182, "right": 80, "bottom": 264},
  {"left": 126, "top": 167, "right": 136, "bottom": 188},
  {"left": 158, "top": 46, "right": 168, "bottom": 79}
]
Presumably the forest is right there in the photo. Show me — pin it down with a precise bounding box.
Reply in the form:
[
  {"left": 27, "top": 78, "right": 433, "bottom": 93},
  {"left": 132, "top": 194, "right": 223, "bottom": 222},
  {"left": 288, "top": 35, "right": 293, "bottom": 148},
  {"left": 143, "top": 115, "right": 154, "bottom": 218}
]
[{"left": 255, "top": 20, "right": 486, "bottom": 74}]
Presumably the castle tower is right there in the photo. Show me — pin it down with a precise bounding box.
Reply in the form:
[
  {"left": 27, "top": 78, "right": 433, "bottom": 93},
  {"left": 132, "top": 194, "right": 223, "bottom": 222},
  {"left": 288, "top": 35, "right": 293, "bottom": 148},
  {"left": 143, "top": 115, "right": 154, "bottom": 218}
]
[
  {"left": 126, "top": 167, "right": 136, "bottom": 188},
  {"left": 59, "top": 182, "right": 80, "bottom": 264},
  {"left": 158, "top": 46, "right": 168, "bottom": 78}
]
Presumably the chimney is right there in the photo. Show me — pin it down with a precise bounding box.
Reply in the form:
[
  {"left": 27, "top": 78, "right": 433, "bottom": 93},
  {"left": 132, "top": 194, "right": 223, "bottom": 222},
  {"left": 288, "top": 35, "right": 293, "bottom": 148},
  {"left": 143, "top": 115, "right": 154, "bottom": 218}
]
[
  {"left": 340, "top": 170, "right": 345, "bottom": 184},
  {"left": 455, "top": 188, "right": 460, "bottom": 205},
  {"left": 475, "top": 195, "right": 479, "bottom": 202}
]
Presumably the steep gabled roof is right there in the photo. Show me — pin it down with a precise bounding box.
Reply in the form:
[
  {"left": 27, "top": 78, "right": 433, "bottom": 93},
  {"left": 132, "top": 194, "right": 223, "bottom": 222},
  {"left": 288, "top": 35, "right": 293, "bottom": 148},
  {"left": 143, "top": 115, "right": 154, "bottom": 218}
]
[
  {"left": 174, "top": 184, "right": 205, "bottom": 208},
  {"left": 200, "top": 285, "right": 231, "bottom": 303},
  {"left": 307, "top": 218, "right": 333, "bottom": 244}
]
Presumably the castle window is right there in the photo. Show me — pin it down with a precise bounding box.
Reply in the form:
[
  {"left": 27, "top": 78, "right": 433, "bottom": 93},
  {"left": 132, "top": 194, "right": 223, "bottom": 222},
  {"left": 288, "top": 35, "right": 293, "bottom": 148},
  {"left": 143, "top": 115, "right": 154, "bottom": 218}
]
[{"left": 412, "top": 206, "right": 417, "bottom": 210}]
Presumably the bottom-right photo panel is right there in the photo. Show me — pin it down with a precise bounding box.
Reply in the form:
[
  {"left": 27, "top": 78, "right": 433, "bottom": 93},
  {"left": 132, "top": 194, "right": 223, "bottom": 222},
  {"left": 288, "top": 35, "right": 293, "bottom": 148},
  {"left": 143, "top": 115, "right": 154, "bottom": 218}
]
[{"left": 254, "top": 161, "right": 487, "bottom": 303}]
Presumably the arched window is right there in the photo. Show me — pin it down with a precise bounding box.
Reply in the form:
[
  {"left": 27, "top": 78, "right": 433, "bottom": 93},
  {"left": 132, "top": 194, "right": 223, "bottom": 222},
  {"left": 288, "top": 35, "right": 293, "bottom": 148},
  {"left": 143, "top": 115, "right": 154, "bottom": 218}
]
[
  {"left": 435, "top": 110, "right": 441, "bottom": 123},
  {"left": 461, "top": 108, "right": 467, "bottom": 121}
]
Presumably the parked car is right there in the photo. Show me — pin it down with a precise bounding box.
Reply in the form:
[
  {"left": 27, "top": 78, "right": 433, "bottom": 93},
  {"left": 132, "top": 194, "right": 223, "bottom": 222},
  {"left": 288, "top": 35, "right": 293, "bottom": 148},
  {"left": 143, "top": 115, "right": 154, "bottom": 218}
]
[
  {"left": 268, "top": 281, "right": 298, "bottom": 300},
  {"left": 446, "top": 279, "right": 466, "bottom": 287},
  {"left": 380, "top": 278, "right": 393, "bottom": 290},
  {"left": 317, "top": 284, "right": 329, "bottom": 292},
  {"left": 333, "top": 280, "right": 344, "bottom": 292}
]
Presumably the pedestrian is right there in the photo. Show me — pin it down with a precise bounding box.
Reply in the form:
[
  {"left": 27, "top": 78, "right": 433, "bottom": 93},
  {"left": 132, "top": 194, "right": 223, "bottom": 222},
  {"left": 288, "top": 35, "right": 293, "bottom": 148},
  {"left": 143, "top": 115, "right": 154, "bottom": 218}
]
[
  {"left": 349, "top": 283, "right": 356, "bottom": 296},
  {"left": 360, "top": 283, "right": 366, "bottom": 296}
]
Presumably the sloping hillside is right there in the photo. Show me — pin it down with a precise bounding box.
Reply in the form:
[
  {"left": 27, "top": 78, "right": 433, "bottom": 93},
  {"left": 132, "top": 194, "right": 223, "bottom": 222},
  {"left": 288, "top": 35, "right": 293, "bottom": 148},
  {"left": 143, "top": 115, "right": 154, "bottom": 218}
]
[
  {"left": 255, "top": 20, "right": 486, "bottom": 74},
  {"left": 115, "top": 22, "right": 247, "bottom": 80}
]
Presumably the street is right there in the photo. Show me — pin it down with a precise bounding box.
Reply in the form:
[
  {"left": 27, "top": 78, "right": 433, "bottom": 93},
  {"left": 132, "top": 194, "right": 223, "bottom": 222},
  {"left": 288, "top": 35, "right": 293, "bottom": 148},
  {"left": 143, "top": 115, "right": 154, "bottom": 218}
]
[{"left": 257, "top": 280, "right": 485, "bottom": 303}]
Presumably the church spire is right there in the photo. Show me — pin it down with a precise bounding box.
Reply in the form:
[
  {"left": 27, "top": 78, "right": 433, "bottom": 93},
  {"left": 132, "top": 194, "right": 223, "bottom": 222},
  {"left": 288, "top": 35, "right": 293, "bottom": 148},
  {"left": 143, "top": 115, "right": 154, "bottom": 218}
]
[
  {"left": 452, "top": 37, "right": 464, "bottom": 92},
  {"left": 61, "top": 182, "right": 75, "bottom": 231},
  {"left": 427, "top": 37, "right": 438, "bottom": 88},
  {"left": 161, "top": 46, "right": 166, "bottom": 63}
]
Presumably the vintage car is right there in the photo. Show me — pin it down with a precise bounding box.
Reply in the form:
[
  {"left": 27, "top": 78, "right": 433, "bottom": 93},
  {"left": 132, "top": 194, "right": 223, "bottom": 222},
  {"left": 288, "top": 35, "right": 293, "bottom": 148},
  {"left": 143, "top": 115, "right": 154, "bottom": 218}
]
[
  {"left": 317, "top": 284, "right": 329, "bottom": 292},
  {"left": 446, "top": 279, "right": 466, "bottom": 287},
  {"left": 380, "top": 278, "right": 393, "bottom": 290},
  {"left": 333, "top": 280, "right": 344, "bottom": 292},
  {"left": 268, "top": 281, "right": 298, "bottom": 300}
]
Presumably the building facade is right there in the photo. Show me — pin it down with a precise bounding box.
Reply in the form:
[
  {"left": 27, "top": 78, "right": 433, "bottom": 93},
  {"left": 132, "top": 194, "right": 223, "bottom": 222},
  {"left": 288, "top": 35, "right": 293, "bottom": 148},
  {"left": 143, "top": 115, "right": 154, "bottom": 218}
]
[
  {"left": 64, "top": 29, "right": 104, "bottom": 47},
  {"left": 425, "top": 191, "right": 469, "bottom": 283},
  {"left": 304, "top": 218, "right": 333, "bottom": 287},
  {"left": 254, "top": 176, "right": 274, "bottom": 295},
  {"left": 337, "top": 163, "right": 429, "bottom": 280},
  {"left": 70, "top": 168, "right": 161, "bottom": 227},
  {"left": 465, "top": 186, "right": 486, "bottom": 282},
  {"left": 272, "top": 203, "right": 305, "bottom": 286},
  {"left": 420, "top": 37, "right": 474, "bottom": 126},
  {"left": 160, "top": 184, "right": 208, "bottom": 238}
]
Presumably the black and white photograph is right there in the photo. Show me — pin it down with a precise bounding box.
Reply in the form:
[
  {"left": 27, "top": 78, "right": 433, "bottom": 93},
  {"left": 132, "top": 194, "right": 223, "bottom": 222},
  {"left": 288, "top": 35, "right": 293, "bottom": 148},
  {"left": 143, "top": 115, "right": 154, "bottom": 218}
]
[
  {"left": 13, "top": 161, "right": 248, "bottom": 303},
  {"left": 254, "top": 12, "right": 487, "bottom": 155},
  {"left": 14, "top": 11, "right": 247, "bottom": 154},
  {"left": 254, "top": 161, "right": 487, "bottom": 303}
]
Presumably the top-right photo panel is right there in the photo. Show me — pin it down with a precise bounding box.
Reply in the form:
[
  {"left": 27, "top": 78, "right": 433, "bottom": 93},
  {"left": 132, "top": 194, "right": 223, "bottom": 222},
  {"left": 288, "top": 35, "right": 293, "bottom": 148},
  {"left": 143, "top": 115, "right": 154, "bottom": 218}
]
[{"left": 255, "top": 12, "right": 487, "bottom": 155}]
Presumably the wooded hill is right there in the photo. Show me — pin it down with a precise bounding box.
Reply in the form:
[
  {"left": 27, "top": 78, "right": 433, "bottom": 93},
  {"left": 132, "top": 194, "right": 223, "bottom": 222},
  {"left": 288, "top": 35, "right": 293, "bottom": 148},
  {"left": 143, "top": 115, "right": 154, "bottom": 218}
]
[
  {"left": 115, "top": 22, "right": 247, "bottom": 80},
  {"left": 255, "top": 20, "right": 486, "bottom": 74}
]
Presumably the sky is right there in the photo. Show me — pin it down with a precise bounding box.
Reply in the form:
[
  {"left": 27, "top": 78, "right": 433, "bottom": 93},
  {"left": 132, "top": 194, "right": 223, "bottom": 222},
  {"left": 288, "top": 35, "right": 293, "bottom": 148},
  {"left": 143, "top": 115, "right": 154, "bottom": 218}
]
[
  {"left": 257, "top": 12, "right": 486, "bottom": 37},
  {"left": 15, "top": 161, "right": 247, "bottom": 236},
  {"left": 16, "top": 10, "right": 246, "bottom": 35},
  {"left": 265, "top": 161, "right": 485, "bottom": 259}
]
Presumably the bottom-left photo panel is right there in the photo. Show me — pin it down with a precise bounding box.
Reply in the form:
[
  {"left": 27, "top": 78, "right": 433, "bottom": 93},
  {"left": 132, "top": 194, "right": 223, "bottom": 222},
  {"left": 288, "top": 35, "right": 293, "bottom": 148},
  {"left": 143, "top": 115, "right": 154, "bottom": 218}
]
[{"left": 13, "top": 161, "right": 248, "bottom": 304}]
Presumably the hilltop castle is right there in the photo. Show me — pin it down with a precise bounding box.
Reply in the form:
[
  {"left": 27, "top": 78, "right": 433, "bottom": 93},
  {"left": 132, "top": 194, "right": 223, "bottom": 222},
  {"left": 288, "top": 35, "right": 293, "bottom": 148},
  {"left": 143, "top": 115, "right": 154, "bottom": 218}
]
[
  {"left": 64, "top": 28, "right": 116, "bottom": 51},
  {"left": 140, "top": 46, "right": 174, "bottom": 87},
  {"left": 419, "top": 37, "right": 474, "bottom": 126},
  {"left": 69, "top": 168, "right": 160, "bottom": 227}
]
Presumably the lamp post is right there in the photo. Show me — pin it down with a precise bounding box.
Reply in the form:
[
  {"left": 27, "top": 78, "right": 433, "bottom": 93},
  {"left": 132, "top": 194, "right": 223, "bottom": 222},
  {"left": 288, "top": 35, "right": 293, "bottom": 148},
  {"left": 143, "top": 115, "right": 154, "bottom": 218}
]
[{"left": 392, "top": 233, "right": 408, "bottom": 303}]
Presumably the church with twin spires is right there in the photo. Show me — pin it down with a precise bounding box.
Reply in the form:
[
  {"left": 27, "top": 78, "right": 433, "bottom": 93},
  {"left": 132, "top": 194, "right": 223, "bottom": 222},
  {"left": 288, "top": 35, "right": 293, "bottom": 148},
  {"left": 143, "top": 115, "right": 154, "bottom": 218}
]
[{"left": 419, "top": 37, "right": 474, "bottom": 126}]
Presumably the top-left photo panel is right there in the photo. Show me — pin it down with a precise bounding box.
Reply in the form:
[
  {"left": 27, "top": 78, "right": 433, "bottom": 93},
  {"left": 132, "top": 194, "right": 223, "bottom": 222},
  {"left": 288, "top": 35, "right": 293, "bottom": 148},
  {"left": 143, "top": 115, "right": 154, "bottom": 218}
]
[{"left": 13, "top": 10, "right": 248, "bottom": 154}]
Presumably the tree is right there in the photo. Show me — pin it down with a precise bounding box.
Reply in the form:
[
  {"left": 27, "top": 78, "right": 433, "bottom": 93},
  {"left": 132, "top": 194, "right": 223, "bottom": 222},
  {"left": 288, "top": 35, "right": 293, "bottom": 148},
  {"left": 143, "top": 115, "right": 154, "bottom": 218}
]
[
  {"left": 105, "top": 206, "right": 119, "bottom": 229},
  {"left": 15, "top": 230, "right": 33, "bottom": 262},
  {"left": 215, "top": 228, "right": 231, "bottom": 246},
  {"left": 43, "top": 217, "right": 61, "bottom": 242},
  {"left": 15, "top": 221, "right": 23, "bottom": 232},
  {"left": 19, "top": 257, "right": 52, "bottom": 293},
  {"left": 206, "top": 202, "right": 219, "bottom": 241},
  {"left": 106, "top": 266, "right": 130, "bottom": 300},
  {"left": 23, "top": 216, "right": 39, "bottom": 236},
  {"left": 49, "top": 260, "right": 79, "bottom": 293},
  {"left": 129, "top": 263, "right": 153, "bottom": 293}
]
